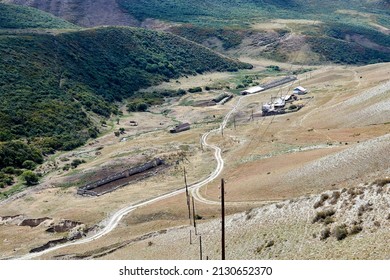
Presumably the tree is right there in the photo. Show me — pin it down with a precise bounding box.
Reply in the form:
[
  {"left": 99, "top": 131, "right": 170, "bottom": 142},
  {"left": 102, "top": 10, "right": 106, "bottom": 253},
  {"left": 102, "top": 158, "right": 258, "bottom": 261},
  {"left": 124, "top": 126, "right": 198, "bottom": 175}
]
[
  {"left": 22, "top": 160, "right": 37, "bottom": 170},
  {"left": 136, "top": 103, "right": 148, "bottom": 112},
  {"left": 22, "top": 170, "right": 39, "bottom": 186}
]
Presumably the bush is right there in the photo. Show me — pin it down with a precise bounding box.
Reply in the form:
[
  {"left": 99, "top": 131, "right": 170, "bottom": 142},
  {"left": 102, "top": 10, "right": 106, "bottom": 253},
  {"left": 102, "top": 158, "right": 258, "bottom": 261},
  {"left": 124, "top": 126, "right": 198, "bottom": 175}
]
[
  {"left": 2, "top": 166, "right": 15, "bottom": 174},
  {"left": 350, "top": 225, "right": 363, "bottom": 235},
  {"left": 177, "top": 89, "right": 186, "bottom": 95},
  {"left": 188, "top": 87, "right": 202, "bottom": 93},
  {"left": 71, "top": 159, "right": 85, "bottom": 168},
  {"left": 330, "top": 191, "right": 341, "bottom": 204},
  {"left": 22, "top": 160, "right": 37, "bottom": 170},
  {"left": 373, "top": 178, "right": 390, "bottom": 187},
  {"left": 312, "top": 209, "right": 336, "bottom": 223},
  {"left": 137, "top": 103, "right": 148, "bottom": 112},
  {"left": 333, "top": 224, "right": 348, "bottom": 241},
  {"left": 22, "top": 170, "right": 39, "bottom": 186},
  {"left": 320, "top": 227, "right": 331, "bottom": 240},
  {"left": 266, "top": 65, "right": 281, "bottom": 72},
  {"left": 313, "top": 193, "right": 329, "bottom": 209}
]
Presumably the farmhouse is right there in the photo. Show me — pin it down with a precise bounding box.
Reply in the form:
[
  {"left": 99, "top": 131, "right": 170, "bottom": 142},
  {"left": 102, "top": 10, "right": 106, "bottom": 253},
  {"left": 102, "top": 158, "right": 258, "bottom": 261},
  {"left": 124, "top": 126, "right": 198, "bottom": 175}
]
[
  {"left": 240, "top": 85, "right": 264, "bottom": 95},
  {"left": 293, "top": 86, "right": 308, "bottom": 95},
  {"left": 170, "top": 123, "right": 190, "bottom": 133}
]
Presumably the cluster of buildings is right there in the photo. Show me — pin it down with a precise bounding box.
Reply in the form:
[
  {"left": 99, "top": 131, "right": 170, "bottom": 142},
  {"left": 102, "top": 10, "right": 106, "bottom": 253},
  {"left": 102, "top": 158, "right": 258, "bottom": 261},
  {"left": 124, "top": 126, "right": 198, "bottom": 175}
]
[{"left": 262, "top": 86, "right": 308, "bottom": 115}]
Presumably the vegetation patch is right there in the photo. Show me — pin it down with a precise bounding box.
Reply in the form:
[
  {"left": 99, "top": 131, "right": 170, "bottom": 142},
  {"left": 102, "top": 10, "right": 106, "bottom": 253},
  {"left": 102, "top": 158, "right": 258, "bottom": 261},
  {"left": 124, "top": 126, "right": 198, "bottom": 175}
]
[
  {"left": 0, "top": 3, "right": 77, "bottom": 29},
  {"left": 312, "top": 209, "right": 336, "bottom": 224},
  {"left": 333, "top": 224, "right": 348, "bottom": 241}
]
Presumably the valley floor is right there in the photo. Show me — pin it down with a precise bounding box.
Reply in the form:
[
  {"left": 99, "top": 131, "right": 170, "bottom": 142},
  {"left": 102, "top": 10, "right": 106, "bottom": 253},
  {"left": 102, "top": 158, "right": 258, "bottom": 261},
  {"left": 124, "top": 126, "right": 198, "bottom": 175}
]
[{"left": 0, "top": 61, "right": 389, "bottom": 260}]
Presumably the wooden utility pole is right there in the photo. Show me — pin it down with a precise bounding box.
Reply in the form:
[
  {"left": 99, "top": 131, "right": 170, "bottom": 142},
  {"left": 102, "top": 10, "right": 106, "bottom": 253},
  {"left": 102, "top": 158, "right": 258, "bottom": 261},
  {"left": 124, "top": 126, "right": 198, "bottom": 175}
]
[
  {"left": 192, "top": 196, "right": 197, "bottom": 235},
  {"left": 199, "top": 235, "right": 203, "bottom": 260},
  {"left": 184, "top": 168, "right": 191, "bottom": 220},
  {"left": 221, "top": 178, "right": 226, "bottom": 260},
  {"left": 190, "top": 230, "right": 192, "bottom": 245},
  {"left": 251, "top": 109, "right": 254, "bottom": 121}
]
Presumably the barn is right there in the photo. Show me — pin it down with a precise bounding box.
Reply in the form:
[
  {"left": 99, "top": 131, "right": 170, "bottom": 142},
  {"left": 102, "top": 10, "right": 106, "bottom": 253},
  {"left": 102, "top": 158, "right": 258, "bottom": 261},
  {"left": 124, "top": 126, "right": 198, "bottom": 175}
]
[
  {"left": 170, "top": 123, "right": 190, "bottom": 133},
  {"left": 293, "top": 86, "right": 308, "bottom": 95},
  {"left": 240, "top": 85, "right": 264, "bottom": 95}
]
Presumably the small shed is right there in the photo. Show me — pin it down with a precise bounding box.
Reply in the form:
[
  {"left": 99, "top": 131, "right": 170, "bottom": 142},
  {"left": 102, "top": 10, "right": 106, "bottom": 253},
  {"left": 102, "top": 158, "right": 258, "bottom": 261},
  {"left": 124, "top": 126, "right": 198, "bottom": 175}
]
[
  {"left": 293, "top": 86, "right": 308, "bottom": 95},
  {"left": 240, "top": 86, "right": 264, "bottom": 95},
  {"left": 170, "top": 123, "right": 190, "bottom": 133}
]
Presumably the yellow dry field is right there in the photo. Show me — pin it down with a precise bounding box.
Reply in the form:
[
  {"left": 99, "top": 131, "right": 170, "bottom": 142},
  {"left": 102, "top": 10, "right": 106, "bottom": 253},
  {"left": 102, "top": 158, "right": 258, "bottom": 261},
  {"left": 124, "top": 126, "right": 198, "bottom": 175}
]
[{"left": 0, "top": 61, "right": 389, "bottom": 259}]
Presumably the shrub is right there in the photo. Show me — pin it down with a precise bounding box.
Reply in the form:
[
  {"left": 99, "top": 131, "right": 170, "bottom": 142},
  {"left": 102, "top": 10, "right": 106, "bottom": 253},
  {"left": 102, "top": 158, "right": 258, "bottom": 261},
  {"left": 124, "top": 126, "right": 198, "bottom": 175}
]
[
  {"left": 265, "top": 240, "right": 275, "bottom": 248},
  {"left": 177, "top": 89, "right": 186, "bottom": 95},
  {"left": 350, "top": 225, "right": 363, "bottom": 235},
  {"left": 22, "top": 160, "right": 37, "bottom": 170},
  {"left": 2, "top": 166, "right": 15, "bottom": 174},
  {"left": 71, "top": 159, "right": 85, "bottom": 168},
  {"left": 289, "top": 104, "right": 297, "bottom": 110},
  {"left": 320, "top": 227, "right": 331, "bottom": 240},
  {"left": 330, "top": 191, "right": 341, "bottom": 205},
  {"left": 266, "top": 65, "right": 280, "bottom": 72},
  {"left": 313, "top": 193, "right": 329, "bottom": 209},
  {"left": 373, "top": 178, "right": 390, "bottom": 187},
  {"left": 333, "top": 224, "right": 348, "bottom": 241},
  {"left": 323, "top": 216, "right": 335, "bottom": 225},
  {"left": 312, "top": 209, "right": 336, "bottom": 223},
  {"left": 22, "top": 170, "right": 39, "bottom": 186},
  {"left": 188, "top": 87, "right": 202, "bottom": 93}
]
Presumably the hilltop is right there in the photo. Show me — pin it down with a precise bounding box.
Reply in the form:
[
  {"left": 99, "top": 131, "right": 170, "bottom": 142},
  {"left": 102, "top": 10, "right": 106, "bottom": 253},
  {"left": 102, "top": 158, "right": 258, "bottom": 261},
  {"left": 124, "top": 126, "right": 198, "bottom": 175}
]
[{"left": 4, "top": 0, "right": 390, "bottom": 64}]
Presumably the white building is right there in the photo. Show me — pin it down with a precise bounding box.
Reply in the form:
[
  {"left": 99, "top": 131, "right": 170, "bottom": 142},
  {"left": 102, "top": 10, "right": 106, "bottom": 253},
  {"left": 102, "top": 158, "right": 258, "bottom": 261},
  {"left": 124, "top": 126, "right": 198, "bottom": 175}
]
[
  {"left": 240, "top": 85, "right": 264, "bottom": 95},
  {"left": 293, "top": 86, "right": 308, "bottom": 95}
]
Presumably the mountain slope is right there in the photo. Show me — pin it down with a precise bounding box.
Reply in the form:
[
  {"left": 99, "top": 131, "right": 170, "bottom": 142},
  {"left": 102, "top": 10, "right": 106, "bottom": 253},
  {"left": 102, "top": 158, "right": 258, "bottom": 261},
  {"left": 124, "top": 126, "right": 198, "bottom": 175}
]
[
  {"left": 5, "top": 0, "right": 390, "bottom": 64},
  {"left": 1, "top": 0, "right": 139, "bottom": 27},
  {"left": 0, "top": 26, "right": 251, "bottom": 161},
  {"left": 0, "top": 3, "right": 77, "bottom": 29}
]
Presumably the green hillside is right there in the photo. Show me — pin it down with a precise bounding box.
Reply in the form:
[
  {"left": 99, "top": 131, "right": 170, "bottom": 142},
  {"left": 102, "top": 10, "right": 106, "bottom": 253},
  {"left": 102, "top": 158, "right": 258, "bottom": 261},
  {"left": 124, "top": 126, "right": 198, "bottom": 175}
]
[
  {"left": 4, "top": 0, "right": 390, "bottom": 64},
  {"left": 0, "top": 27, "right": 251, "bottom": 167},
  {"left": 117, "top": 0, "right": 390, "bottom": 64},
  {"left": 117, "top": 0, "right": 389, "bottom": 26},
  {"left": 0, "top": 3, "right": 77, "bottom": 29}
]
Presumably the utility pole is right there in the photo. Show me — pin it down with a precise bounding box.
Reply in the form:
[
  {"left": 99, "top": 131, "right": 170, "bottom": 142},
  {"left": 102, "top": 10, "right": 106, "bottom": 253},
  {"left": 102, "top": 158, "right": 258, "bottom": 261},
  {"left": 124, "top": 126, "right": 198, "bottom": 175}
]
[
  {"left": 221, "top": 178, "right": 226, "bottom": 260},
  {"left": 192, "top": 196, "right": 197, "bottom": 235},
  {"left": 251, "top": 109, "right": 254, "bottom": 121},
  {"left": 199, "top": 235, "right": 203, "bottom": 260},
  {"left": 184, "top": 168, "right": 191, "bottom": 221},
  {"left": 233, "top": 115, "right": 236, "bottom": 130}
]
